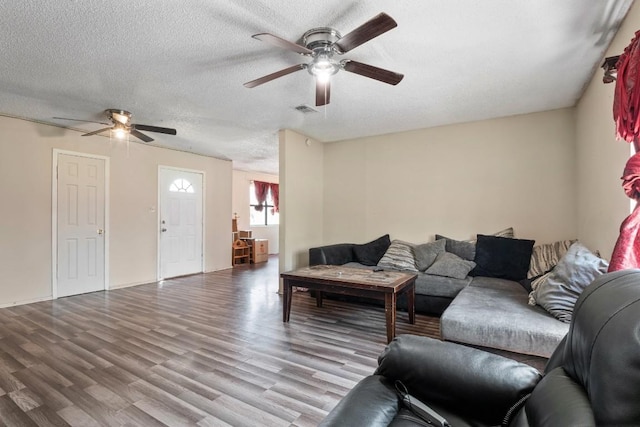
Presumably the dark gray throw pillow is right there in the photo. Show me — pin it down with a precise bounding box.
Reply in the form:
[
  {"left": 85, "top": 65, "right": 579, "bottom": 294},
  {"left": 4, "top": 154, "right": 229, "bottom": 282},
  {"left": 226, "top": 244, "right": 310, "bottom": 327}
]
[
  {"left": 413, "top": 239, "right": 446, "bottom": 271},
  {"left": 435, "top": 228, "right": 514, "bottom": 261},
  {"left": 424, "top": 252, "right": 476, "bottom": 279},
  {"left": 435, "top": 235, "right": 476, "bottom": 261},
  {"left": 472, "top": 235, "right": 535, "bottom": 281},
  {"left": 353, "top": 234, "right": 391, "bottom": 266}
]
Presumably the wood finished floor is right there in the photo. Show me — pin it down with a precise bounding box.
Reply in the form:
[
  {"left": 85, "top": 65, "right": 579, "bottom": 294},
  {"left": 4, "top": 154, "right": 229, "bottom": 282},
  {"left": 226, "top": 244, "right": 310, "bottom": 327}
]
[{"left": 0, "top": 258, "right": 544, "bottom": 426}]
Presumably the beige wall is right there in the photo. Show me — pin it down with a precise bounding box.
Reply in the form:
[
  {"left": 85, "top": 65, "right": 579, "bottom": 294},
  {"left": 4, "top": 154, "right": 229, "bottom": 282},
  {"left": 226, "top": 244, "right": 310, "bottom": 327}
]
[
  {"left": 232, "top": 169, "right": 279, "bottom": 253},
  {"left": 575, "top": 1, "right": 640, "bottom": 259},
  {"left": 0, "top": 116, "right": 232, "bottom": 306},
  {"left": 322, "top": 109, "right": 578, "bottom": 246},
  {"left": 278, "top": 129, "right": 324, "bottom": 277}
]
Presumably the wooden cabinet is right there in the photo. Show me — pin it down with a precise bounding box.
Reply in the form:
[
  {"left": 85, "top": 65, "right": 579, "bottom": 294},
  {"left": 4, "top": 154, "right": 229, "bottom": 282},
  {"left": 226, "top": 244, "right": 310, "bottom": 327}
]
[{"left": 254, "top": 239, "right": 269, "bottom": 263}]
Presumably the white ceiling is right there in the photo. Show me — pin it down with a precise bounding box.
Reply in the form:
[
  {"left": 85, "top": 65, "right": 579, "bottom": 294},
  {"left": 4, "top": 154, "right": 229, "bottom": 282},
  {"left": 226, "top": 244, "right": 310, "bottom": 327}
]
[{"left": 0, "top": 1, "right": 634, "bottom": 175}]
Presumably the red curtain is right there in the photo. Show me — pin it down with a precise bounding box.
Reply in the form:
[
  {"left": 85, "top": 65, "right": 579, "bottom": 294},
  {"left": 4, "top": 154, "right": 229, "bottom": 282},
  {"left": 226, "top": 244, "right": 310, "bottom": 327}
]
[
  {"left": 253, "top": 181, "right": 269, "bottom": 212},
  {"left": 610, "top": 34, "right": 640, "bottom": 269},
  {"left": 614, "top": 31, "right": 640, "bottom": 152},
  {"left": 609, "top": 153, "right": 640, "bottom": 271},
  {"left": 270, "top": 183, "right": 279, "bottom": 213}
]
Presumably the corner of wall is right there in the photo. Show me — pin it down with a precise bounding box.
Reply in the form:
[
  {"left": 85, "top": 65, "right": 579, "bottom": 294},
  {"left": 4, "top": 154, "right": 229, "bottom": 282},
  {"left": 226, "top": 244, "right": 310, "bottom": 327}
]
[{"left": 278, "top": 129, "right": 324, "bottom": 281}]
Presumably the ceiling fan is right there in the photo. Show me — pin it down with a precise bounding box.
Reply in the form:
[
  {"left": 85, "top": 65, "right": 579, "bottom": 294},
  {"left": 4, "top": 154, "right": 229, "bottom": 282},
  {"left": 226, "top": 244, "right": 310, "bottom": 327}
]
[
  {"left": 243, "top": 12, "right": 404, "bottom": 106},
  {"left": 54, "top": 109, "right": 177, "bottom": 143}
]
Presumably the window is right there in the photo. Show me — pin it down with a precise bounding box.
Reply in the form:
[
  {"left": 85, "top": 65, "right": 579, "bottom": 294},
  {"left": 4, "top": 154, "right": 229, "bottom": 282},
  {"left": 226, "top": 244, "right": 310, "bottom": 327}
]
[
  {"left": 250, "top": 182, "right": 279, "bottom": 226},
  {"left": 169, "top": 178, "right": 194, "bottom": 193}
]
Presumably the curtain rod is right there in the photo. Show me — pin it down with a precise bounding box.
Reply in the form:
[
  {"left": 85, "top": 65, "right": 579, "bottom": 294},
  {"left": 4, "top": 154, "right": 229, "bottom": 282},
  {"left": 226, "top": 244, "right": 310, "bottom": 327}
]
[{"left": 250, "top": 180, "right": 278, "bottom": 184}]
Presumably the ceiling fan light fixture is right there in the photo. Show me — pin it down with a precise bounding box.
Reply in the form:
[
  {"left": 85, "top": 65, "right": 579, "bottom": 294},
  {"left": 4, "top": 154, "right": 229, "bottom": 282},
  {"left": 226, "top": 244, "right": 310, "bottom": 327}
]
[
  {"left": 112, "top": 127, "right": 127, "bottom": 140},
  {"left": 111, "top": 122, "right": 129, "bottom": 140},
  {"left": 308, "top": 53, "right": 340, "bottom": 82}
]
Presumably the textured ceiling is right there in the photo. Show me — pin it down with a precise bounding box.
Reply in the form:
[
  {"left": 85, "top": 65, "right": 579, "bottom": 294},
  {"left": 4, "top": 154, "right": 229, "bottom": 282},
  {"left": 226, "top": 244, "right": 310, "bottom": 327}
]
[{"left": 0, "top": 1, "right": 634, "bottom": 174}]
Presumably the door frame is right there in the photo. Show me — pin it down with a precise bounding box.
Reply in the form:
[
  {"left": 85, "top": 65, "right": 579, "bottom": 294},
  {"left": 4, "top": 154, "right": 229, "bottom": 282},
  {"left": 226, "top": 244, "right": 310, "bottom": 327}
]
[
  {"left": 157, "top": 166, "right": 206, "bottom": 280},
  {"left": 51, "top": 149, "right": 110, "bottom": 299}
]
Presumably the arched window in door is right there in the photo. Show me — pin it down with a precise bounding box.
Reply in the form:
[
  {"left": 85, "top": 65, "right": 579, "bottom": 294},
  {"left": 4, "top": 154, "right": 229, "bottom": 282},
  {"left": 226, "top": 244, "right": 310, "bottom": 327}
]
[{"left": 169, "top": 178, "right": 194, "bottom": 193}]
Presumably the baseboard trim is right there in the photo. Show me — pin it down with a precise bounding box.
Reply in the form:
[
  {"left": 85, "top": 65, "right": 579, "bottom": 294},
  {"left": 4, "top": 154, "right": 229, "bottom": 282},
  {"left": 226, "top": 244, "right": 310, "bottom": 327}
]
[
  {"left": 109, "top": 280, "right": 154, "bottom": 290},
  {"left": 0, "top": 295, "right": 52, "bottom": 308}
]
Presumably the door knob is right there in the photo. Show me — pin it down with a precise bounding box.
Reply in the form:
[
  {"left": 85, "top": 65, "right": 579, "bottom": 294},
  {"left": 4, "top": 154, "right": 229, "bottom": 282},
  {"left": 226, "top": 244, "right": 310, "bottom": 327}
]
[{"left": 97, "top": 229, "right": 104, "bottom": 235}]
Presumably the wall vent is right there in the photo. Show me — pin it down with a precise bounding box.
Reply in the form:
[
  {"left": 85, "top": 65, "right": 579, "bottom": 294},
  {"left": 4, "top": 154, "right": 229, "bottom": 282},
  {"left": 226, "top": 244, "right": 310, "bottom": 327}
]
[{"left": 294, "top": 104, "right": 318, "bottom": 114}]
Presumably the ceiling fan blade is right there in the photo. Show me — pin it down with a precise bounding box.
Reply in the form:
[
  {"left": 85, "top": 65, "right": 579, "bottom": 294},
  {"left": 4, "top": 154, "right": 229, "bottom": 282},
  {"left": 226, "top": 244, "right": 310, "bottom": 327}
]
[
  {"left": 82, "top": 127, "right": 113, "bottom": 137},
  {"left": 130, "top": 129, "right": 154, "bottom": 143},
  {"left": 244, "top": 64, "right": 306, "bottom": 88},
  {"left": 53, "top": 117, "right": 110, "bottom": 125},
  {"left": 316, "top": 79, "right": 331, "bottom": 107},
  {"left": 333, "top": 12, "right": 397, "bottom": 54},
  {"left": 133, "top": 124, "right": 177, "bottom": 135},
  {"left": 252, "top": 33, "right": 313, "bottom": 55},
  {"left": 342, "top": 60, "right": 404, "bottom": 85}
]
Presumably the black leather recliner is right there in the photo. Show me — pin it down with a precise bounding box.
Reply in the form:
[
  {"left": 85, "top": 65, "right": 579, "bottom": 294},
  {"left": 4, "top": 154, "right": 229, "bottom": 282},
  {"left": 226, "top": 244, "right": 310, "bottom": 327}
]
[{"left": 320, "top": 270, "right": 640, "bottom": 426}]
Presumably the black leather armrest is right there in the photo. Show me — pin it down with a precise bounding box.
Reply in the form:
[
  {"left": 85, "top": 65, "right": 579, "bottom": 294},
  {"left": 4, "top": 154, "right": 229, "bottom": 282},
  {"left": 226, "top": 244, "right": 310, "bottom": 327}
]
[
  {"left": 319, "top": 375, "right": 399, "bottom": 427},
  {"left": 375, "top": 335, "right": 542, "bottom": 425},
  {"left": 309, "top": 243, "right": 357, "bottom": 266},
  {"left": 543, "top": 335, "right": 566, "bottom": 373}
]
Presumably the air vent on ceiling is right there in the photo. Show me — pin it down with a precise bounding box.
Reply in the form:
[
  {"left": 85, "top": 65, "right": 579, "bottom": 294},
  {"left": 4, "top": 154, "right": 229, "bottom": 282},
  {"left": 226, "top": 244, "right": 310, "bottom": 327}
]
[{"left": 294, "top": 104, "right": 319, "bottom": 114}]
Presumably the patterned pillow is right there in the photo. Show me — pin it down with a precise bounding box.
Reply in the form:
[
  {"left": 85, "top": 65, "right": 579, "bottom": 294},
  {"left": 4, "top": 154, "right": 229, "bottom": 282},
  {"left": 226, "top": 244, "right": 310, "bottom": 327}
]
[
  {"left": 377, "top": 240, "right": 418, "bottom": 272},
  {"left": 527, "top": 239, "right": 576, "bottom": 279},
  {"left": 491, "top": 227, "right": 515, "bottom": 239}
]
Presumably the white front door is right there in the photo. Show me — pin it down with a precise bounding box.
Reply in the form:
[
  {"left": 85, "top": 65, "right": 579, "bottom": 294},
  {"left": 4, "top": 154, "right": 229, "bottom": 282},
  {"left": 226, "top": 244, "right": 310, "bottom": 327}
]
[
  {"left": 159, "top": 168, "right": 203, "bottom": 279},
  {"left": 56, "top": 153, "right": 106, "bottom": 297}
]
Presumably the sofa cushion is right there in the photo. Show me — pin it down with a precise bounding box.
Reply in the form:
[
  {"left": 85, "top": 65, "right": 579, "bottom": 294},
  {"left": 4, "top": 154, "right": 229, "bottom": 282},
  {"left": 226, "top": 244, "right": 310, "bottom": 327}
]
[
  {"left": 472, "top": 235, "right": 535, "bottom": 281},
  {"left": 413, "top": 239, "right": 446, "bottom": 271},
  {"left": 378, "top": 240, "right": 418, "bottom": 272},
  {"left": 415, "top": 272, "right": 472, "bottom": 299},
  {"left": 530, "top": 242, "right": 608, "bottom": 323},
  {"left": 527, "top": 239, "right": 576, "bottom": 279},
  {"left": 353, "top": 234, "right": 391, "bottom": 266},
  {"left": 441, "top": 277, "right": 570, "bottom": 357},
  {"left": 425, "top": 252, "right": 476, "bottom": 279}
]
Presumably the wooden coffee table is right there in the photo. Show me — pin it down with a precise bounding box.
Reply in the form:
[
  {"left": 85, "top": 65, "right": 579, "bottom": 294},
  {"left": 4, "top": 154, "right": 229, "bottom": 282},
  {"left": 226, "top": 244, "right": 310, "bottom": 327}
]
[{"left": 281, "top": 265, "right": 417, "bottom": 343}]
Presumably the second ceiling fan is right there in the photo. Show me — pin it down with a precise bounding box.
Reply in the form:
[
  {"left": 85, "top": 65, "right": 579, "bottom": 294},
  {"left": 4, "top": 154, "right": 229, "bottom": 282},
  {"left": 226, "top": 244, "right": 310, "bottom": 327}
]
[
  {"left": 243, "top": 12, "right": 404, "bottom": 106},
  {"left": 55, "top": 109, "right": 177, "bottom": 143}
]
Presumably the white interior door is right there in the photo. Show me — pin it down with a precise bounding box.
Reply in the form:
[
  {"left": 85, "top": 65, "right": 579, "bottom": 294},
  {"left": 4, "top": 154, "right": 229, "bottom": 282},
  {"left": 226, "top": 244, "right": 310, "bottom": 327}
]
[
  {"left": 56, "top": 153, "right": 106, "bottom": 297},
  {"left": 159, "top": 168, "right": 203, "bottom": 279}
]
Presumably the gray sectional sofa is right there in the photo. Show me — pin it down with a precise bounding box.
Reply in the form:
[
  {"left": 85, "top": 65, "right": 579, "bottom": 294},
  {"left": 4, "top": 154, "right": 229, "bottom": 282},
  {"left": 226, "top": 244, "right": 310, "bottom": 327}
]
[
  {"left": 441, "top": 276, "right": 569, "bottom": 357},
  {"left": 309, "top": 238, "right": 571, "bottom": 358},
  {"left": 309, "top": 242, "right": 471, "bottom": 315}
]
